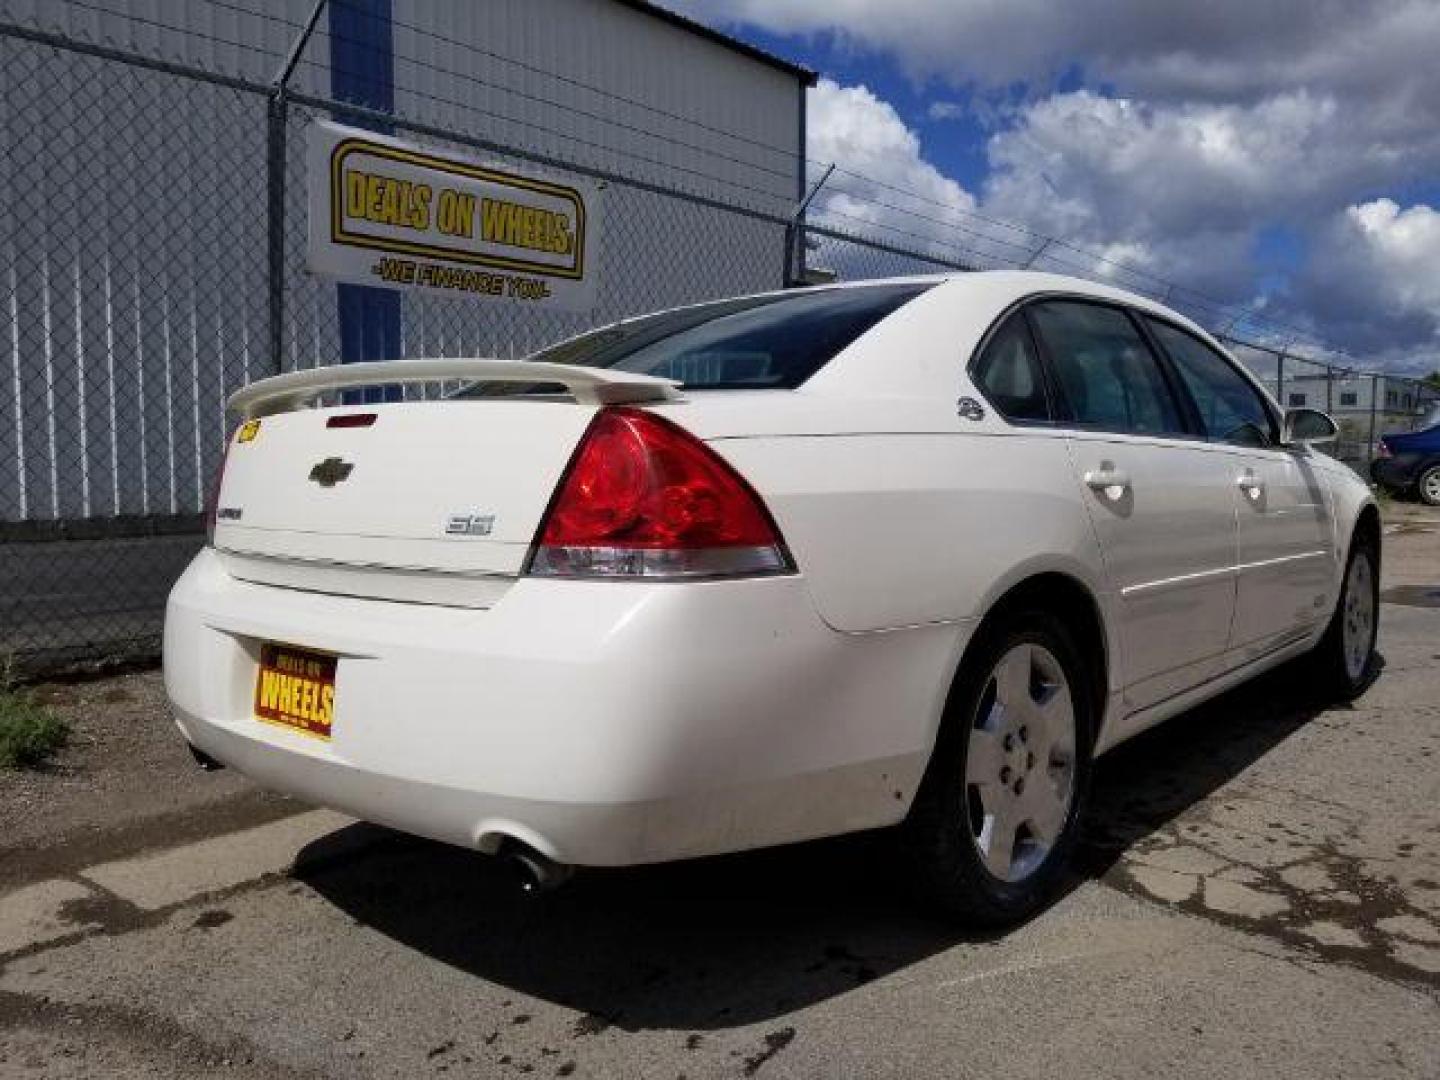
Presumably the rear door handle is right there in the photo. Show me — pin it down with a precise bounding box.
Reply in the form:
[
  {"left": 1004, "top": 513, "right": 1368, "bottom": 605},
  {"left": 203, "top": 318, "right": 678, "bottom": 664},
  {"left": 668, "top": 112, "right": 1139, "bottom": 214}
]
[
  {"left": 1237, "top": 470, "right": 1264, "bottom": 499},
  {"left": 1083, "top": 465, "right": 1131, "bottom": 499}
]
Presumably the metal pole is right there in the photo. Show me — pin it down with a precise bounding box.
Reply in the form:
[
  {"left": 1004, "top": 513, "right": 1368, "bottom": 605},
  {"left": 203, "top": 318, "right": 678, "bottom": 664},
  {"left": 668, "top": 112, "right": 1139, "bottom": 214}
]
[
  {"left": 273, "top": 0, "right": 328, "bottom": 90},
  {"left": 1367, "top": 373, "right": 1379, "bottom": 468},
  {"left": 265, "top": 97, "right": 289, "bottom": 375},
  {"left": 1022, "top": 237, "right": 1051, "bottom": 269},
  {"left": 1276, "top": 352, "right": 1285, "bottom": 407},
  {"left": 265, "top": 0, "right": 328, "bottom": 374},
  {"left": 786, "top": 163, "right": 835, "bottom": 287}
]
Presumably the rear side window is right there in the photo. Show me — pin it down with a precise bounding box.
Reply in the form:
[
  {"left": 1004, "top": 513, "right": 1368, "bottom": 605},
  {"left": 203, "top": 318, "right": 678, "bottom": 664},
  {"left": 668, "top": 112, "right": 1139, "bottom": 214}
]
[
  {"left": 1144, "top": 318, "right": 1276, "bottom": 447},
  {"left": 1029, "top": 301, "right": 1186, "bottom": 437},
  {"left": 496, "top": 284, "right": 933, "bottom": 391},
  {"left": 972, "top": 313, "right": 1050, "bottom": 422}
]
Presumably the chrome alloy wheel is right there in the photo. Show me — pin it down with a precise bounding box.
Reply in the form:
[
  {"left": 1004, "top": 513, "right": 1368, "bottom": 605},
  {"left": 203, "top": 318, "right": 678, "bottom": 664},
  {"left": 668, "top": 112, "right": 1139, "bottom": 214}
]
[
  {"left": 1342, "top": 549, "right": 1376, "bottom": 683},
  {"left": 964, "top": 643, "right": 1078, "bottom": 883},
  {"left": 1421, "top": 467, "right": 1440, "bottom": 507}
]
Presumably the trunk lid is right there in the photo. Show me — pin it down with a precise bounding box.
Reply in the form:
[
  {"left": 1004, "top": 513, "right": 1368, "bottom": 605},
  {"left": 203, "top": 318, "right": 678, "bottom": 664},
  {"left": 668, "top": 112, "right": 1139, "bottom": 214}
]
[
  {"left": 211, "top": 359, "right": 681, "bottom": 606},
  {"left": 213, "top": 401, "right": 593, "bottom": 589}
]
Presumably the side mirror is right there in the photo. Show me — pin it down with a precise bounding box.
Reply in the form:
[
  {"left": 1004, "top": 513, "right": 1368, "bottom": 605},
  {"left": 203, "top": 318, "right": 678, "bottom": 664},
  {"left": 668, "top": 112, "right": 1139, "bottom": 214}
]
[{"left": 1282, "top": 407, "right": 1339, "bottom": 447}]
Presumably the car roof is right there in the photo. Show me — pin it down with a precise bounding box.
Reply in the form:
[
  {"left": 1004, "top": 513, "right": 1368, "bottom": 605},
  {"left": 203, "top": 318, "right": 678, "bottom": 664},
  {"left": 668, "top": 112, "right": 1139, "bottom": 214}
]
[
  {"left": 795, "top": 270, "right": 1243, "bottom": 404},
  {"left": 722, "top": 270, "right": 1214, "bottom": 340},
  {"left": 837, "top": 271, "right": 1207, "bottom": 328}
]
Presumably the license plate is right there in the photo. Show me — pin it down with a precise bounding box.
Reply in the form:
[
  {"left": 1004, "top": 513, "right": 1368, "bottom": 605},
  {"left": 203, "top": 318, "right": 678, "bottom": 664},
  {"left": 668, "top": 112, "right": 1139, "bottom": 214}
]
[{"left": 254, "top": 644, "right": 337, "bottom": 740}]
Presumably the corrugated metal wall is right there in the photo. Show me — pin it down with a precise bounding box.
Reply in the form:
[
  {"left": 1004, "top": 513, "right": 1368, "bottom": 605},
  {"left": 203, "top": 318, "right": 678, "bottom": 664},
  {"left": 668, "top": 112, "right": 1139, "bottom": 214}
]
[
  {"left": 390, "top": 0, "right": 800, "bottom": 206},
  {"left": 0, "top": 13, "right": 277, "bottom": 522}
]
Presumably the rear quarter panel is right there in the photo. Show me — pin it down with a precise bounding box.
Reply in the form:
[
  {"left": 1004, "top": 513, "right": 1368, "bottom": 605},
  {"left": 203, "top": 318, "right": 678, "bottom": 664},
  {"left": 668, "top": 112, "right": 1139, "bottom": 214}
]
[{"left": 714, "top": 429, "right": 1112, "bottom": 637}]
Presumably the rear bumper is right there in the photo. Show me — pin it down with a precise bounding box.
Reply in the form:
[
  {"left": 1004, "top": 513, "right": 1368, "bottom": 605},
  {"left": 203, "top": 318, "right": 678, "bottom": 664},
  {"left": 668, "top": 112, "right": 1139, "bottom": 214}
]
[{"left": 164, "top": 549, "right": 965, "bottom": 866}]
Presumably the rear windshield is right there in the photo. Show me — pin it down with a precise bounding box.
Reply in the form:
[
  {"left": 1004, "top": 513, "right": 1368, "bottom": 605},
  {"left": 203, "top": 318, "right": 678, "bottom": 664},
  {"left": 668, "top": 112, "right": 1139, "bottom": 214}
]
[{"left": 463, "top": 283, "right": 932, "bottom": 394}]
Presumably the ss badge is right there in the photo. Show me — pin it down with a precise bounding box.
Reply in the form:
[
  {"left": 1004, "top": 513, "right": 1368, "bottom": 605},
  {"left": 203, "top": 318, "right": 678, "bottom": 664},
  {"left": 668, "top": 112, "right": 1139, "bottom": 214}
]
[
  {"left": 956, "top": 396, "right": 986, "bottom": 422},
  {"left": 445, "top": 513, "right": 495, "bottom": 537}
]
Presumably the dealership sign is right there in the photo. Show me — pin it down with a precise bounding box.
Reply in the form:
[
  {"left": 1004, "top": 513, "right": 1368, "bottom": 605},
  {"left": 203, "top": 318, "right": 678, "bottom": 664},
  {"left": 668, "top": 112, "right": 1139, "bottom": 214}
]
[{"left": 307, "top": 121, "right": 600, "bottom": 312}]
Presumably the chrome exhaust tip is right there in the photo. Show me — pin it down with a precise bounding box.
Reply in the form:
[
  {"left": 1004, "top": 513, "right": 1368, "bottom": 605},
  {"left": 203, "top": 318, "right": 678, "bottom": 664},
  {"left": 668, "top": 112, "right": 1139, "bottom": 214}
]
[
  {"left": 496, "top": 838, "right": 574, "bottom": 893},
  {"left": 187, "top": 743, "right": 224, "bottom": 771}
]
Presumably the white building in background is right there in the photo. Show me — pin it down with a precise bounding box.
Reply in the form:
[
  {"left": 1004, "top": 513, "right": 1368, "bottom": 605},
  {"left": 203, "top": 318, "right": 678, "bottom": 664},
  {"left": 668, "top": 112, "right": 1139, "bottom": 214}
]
[{"left": 1275, "top": 373, "right": 1437, "bottom": 416}]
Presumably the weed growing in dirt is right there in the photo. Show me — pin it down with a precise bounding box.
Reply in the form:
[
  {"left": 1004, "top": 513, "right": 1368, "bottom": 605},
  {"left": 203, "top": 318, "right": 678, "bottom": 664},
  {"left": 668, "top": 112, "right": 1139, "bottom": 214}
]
[{"left": 0, "top": 659, "right": 70, "bottom": 769}]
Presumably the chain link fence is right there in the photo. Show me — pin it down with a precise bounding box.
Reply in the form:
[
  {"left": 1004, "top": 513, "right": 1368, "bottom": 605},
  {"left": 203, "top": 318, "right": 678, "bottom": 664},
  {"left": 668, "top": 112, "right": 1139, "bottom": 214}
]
[{"left": 2, "top": 6, "right": 1437, "bottom": 671}]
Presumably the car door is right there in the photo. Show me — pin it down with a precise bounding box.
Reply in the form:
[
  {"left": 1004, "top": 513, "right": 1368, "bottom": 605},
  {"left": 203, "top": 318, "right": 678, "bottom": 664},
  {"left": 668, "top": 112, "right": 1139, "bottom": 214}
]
[
  {"left": 1026, "top": 299, "right": 1239, "bottom": 710},
  {"left": 1142, "top": 317, "right": 1336, "bottom": 658}
]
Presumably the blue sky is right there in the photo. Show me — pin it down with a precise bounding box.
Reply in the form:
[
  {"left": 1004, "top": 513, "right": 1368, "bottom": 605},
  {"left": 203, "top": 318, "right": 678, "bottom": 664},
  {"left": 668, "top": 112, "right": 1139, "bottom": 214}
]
[
  {"left": 739, "top": 23, "right": 995, "bottom": 192},
  {"left": 666, "top": 2, "right": 1440, "bottom": 375}
]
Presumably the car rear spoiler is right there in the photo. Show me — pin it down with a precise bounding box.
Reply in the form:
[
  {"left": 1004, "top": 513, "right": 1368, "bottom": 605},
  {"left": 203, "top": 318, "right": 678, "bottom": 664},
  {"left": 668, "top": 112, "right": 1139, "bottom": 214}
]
[{"left": 227, "top": 359, "right": 683, "bottom": 418}]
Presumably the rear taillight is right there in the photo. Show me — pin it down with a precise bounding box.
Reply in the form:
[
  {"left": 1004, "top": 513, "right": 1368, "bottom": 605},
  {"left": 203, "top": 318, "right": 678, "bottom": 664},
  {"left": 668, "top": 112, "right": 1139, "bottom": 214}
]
[
  {"left": 1376, "top": 439, "right": 1392, "bottom": 459},
  {"left": 204, "top": 433, "right": 234, "bottom": 546},
  {"left": 527, "top": 407, "right": 792, "bottom": 579}
]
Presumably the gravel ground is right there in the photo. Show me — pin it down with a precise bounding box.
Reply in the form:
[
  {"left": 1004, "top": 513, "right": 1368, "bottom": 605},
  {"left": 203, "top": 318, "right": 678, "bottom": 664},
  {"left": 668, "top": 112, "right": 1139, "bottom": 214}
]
[{"left": 0, "top": 670, "right": 295, "bottom": 881}]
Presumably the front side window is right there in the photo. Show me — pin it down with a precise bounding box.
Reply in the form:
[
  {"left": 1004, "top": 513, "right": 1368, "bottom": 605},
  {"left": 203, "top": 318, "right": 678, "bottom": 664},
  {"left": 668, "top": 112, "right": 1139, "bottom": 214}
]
[
  {"left": 1144, "top": 318, "right": 1276, "bottom": 447},
  {"left": 1028, "top": 301, "right": 1186, "bottom": 436},
  {"left": 971, "top": 313, "right": 1050, "bottom": 422}
]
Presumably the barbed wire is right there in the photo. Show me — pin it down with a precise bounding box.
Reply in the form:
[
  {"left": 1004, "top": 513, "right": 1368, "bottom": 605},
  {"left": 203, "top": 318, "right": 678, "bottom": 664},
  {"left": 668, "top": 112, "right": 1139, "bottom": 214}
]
[
  {"left": 288, "top": 57, "right": 795, "bottom": 215},
  {"left": 805, "top": 157, "right": 1344, "bottom": 357},
  {"left": 308, "top": 11, "right": 803, "bottom": 162},
  {"left": 27, "top": 0, "right": 292, "bottom": 59},
  {"left": 301, "top": 34, "right": 799, "bottom": 188}
]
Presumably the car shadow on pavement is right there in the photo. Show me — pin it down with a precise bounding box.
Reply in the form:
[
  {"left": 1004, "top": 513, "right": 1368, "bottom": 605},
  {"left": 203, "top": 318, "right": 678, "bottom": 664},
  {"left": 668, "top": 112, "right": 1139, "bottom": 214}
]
[{"left": 294, "top": 654, "right": 1370, "bottom": 1033}]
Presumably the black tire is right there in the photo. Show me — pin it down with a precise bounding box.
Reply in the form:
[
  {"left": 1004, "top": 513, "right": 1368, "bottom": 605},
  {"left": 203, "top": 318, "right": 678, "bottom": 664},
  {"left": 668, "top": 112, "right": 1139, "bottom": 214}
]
[
  {"left": 902, "top": 609, "right": 1095, "bottom": 926},
  {"left": 1310, "top": 530, "right": 1380, "bottom": 700},
  {"left": 1417, "top": 464, "right": 1440, "bottom": 507}
]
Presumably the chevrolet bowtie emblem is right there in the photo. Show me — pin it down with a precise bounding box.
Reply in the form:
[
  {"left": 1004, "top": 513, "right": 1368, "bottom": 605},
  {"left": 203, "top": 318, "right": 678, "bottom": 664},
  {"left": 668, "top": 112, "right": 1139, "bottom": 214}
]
[{"left": 308, "top": 457, "right": 354, "bottom": 487}]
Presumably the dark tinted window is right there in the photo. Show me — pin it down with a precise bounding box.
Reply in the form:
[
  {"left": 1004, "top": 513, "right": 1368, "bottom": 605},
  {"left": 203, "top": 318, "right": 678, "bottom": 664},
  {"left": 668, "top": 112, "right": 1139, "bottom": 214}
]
[
  {"left": 471, "top": 284, "right": 932, "bottom": 393},
  {"left": 972, "top": 314, "right": 1050, "bottom": 421},
  {"left": 1029, "top": 301, "right": 1186, "bottom": 436},
  {"left": 1146, "top": 318, "right": 1275, "bottom": 446}
]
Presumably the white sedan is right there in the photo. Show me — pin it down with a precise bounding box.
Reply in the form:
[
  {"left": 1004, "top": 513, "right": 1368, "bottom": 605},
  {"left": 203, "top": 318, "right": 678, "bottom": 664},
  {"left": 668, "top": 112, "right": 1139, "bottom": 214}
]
[{"left": 164, "top": 271, "right": 1379, "bottom": 924}]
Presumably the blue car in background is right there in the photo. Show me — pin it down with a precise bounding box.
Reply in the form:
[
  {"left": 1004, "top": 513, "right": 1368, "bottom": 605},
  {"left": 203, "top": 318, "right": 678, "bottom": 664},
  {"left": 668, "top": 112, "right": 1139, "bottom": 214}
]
[{"left": 1372, "top": 402, "right": 1440, "bottom": 506}]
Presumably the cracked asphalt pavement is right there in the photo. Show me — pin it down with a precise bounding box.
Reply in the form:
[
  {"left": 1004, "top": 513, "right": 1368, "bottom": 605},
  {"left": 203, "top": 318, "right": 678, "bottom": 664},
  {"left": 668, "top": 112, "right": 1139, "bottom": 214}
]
[{"left": 1, "top": 506, "right": 1438, "bottom": 1078}]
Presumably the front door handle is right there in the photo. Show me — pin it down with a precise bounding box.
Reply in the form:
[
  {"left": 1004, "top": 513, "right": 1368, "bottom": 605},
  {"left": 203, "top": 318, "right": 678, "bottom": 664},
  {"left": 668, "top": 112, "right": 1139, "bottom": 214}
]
[
  {"left": 1237, "top": 470, "right": 1264, "bottom": 499},
  {"left": 1083, "top": 464, "right": 1131, "bottom": 499}
]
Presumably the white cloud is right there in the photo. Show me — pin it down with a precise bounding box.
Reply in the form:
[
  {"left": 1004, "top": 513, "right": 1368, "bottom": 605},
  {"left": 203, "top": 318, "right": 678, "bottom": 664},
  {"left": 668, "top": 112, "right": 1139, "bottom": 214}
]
[
  {"left": 1295, "top": 200, "right": 1440, "bottom": 370},
  {"left": 808, "top": 80, "right": 975, "bottom": 215},
  {"left": 977, "top": 89, "right": 1360, "bottom": 302},
  {"left": 926, "top": 100, "right": 965, "bottom": 121},
  {"left": 1344, "top": 200, "right": 1440, "bottom": 317},
  {"left": 664, "top": 0, "right": 1440, "bottom": 122},
  {"left": 804, "top": 81, "right": 1034, "bottom": 269}
]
